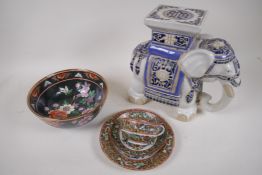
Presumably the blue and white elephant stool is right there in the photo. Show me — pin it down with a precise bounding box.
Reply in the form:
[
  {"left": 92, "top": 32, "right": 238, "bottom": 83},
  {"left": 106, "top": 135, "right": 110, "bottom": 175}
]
[{"left": 128, "top": 5, "right": 241, "bottom": 121}]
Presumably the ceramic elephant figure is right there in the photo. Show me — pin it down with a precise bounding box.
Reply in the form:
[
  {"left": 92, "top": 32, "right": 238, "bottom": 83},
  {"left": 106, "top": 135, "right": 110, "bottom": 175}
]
[
  {"left": 128, "top": 5, "right": 241, "bottom": 121},
  {"left": 128, "top": 37, "right": 241, "bottom": 121}
]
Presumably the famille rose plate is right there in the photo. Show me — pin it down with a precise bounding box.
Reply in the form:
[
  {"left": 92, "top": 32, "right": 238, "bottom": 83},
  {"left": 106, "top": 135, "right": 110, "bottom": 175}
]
[{"left": 100, "top": 109, "right": 174, "bottom": 170}]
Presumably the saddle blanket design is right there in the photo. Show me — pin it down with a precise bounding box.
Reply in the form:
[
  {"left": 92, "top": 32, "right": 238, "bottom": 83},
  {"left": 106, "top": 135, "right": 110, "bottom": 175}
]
[{"left": 144, "top": 44, "right": 184, "bottom": 106}]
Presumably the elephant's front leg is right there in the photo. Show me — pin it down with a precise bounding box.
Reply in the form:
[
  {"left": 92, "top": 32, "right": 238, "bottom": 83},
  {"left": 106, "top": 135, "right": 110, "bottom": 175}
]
[
  {"left": 128, "top": 55, "right": 150, "bottom": 105},
  {"left": 176, "top": 80, "right": 198, "bottom": 121},
  {"left": 128, "top": 75, "right": 150, "bottom": 105}
]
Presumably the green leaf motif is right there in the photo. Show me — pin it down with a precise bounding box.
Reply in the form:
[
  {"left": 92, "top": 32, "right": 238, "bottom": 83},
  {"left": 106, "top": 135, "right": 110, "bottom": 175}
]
[
  {"left": 79, "top": 98, "right": 86, "bottom": 105},
  {"left": 69, "top": 110, "right": 81, "bottom": 117},
  {"left": 63, "top": 100, "right": 68, "bottom": 105},
  {"left": 88, "top": 90, "right": 96, "bottom": 98},
  {"left": 67, "top": 89, "right": 73, "bottom": 95},
  {"left": 86, "top": 103, "right": 94, "bottom": 109},
  {"left": 102, "top": 133, "right": 109, "bottom": 141},
  {"left": 134, "top": 162, "right": 145, "bottom": 168}
]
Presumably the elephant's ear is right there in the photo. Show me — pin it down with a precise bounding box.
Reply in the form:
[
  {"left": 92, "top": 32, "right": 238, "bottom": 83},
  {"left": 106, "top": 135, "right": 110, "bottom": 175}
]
[{"left": 178, "top": 49, "right": 215, "bottom": 78}]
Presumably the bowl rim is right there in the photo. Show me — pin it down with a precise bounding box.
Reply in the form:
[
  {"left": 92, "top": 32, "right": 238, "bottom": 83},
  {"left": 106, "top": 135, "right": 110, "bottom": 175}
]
[{"left": 27, "top": 68, "right": 108, "bottom": 122}]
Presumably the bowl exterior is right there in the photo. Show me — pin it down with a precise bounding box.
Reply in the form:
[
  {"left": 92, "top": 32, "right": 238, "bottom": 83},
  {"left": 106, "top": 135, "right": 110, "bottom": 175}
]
[{"left": 40, "top": 106, "right": 101, "bottom": 128}]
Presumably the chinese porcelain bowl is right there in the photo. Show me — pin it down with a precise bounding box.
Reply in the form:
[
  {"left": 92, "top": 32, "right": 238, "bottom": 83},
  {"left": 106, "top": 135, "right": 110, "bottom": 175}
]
[{"left": 27, "top": 69, "right": 108, "bottom": 128}]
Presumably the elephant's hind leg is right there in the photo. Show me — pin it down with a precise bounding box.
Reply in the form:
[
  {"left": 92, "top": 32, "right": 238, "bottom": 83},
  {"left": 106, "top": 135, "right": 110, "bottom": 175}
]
[{"left": 176, "top": 81, "right": 198, "bottom": 122}]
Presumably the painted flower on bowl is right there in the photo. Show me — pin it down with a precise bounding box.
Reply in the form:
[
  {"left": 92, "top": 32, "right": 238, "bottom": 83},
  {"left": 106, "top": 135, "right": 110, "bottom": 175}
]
[
  {"left": 43, "top": 81, "right": 99, "bottom": 119},
  {"left": 56, "top": 86, "right": 72, "bottom": 96},
  {"left": 59, "top": 104, "right": 75, "bottom": 114},
  {"left": 76, "top": 82, "right": 90, "bottom": 98},
  {"left": 49, "top": 110, "right": 68, "bottom": 120}
]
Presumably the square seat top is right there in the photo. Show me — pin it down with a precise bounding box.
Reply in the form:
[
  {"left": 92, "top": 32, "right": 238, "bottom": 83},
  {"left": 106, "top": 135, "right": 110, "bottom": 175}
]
[{"left": 145, "top": 5, "right": 207, "bottom": 33}]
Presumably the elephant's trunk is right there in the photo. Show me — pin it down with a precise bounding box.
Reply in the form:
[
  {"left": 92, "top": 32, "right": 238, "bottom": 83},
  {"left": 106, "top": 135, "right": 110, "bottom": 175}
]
[{"left": 199, "top": 81, "right": 234, "bottom": 112}]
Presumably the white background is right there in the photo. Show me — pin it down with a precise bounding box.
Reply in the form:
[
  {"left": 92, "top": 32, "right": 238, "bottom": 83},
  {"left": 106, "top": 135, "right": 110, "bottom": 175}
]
[{"left": 0, "top": 0, "right": 261, "bottom": 174}]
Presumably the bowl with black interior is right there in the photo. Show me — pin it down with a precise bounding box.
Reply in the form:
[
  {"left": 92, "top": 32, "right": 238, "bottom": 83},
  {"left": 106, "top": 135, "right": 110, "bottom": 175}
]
[{"left": 27, "top": 69, "right": 108, "bottom": 128}]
